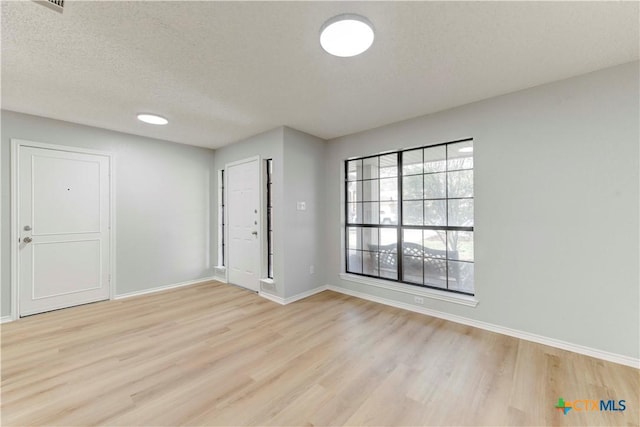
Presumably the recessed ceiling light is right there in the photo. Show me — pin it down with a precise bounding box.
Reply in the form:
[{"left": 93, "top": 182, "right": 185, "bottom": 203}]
[
  {"left": 459, "top": 147, "right": 473, "bottom": 153},
  {"left": 320, "top": 14, "right": 374, "bottom": 57},
  {"left": 137, "top": 113, "right": 168, "bottom": 125}
]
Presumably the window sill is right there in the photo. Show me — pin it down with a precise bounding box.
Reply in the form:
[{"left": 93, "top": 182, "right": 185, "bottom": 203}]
[
  {"left": 213, "top": 266, "right": 227, "bottom": 282},
  {"left": 339, "top": 273, "right": 478, "bottom": 307}
]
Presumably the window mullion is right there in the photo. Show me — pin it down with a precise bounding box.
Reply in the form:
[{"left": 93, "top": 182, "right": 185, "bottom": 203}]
[
  {"left": 221, "top": 170, "right": 225, "bottom": 267},
  {"left": 421, "top": 149, "right": 425, "bottom": 286},
  {"left": 397, "top": 151, "right": 403, "bottom": 282},
  {"left": 445, "top": 144, "right": 449, "bottom": 290}
]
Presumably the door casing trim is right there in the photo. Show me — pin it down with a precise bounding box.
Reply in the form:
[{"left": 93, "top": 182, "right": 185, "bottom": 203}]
[
  {"left": 223, "top": 155, "right": 262, "bottom": 289},
  {"left": 10, "top": 139, "right": 116, "bottom": 320}
]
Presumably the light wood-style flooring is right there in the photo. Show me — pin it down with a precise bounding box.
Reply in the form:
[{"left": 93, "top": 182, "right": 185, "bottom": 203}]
[{"left": 1, "top": 281, "right": 638, "bottom": 426}]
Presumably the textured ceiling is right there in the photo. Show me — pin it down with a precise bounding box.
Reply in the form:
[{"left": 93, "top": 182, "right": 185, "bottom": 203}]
[{"left": 1, "top": 1, "right": 638, "bottom": 149}]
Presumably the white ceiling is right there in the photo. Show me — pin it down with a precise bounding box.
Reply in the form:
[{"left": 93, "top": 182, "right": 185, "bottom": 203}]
[{"left": 2, "top": 1, "right": 638, "bottom": 149}]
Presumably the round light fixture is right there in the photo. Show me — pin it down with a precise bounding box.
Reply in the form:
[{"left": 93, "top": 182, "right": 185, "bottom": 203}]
[
  {"left": 137, "top": 113, "right": 168, "bottom": 125},
  {"left": 320, "top": 14, "right": 374, "bottom": 57}
]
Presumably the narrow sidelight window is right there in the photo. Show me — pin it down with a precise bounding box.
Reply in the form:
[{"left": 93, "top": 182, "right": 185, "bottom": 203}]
[
  {"left": 266, "top": 159, "right": 274, "bottom": 279},
  {"left": 218, "top": 169, "right": 226, "bottom": 267}
]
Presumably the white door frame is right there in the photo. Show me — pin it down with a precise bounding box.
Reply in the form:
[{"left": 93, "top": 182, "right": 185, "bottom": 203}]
[
  {"left": 223, "top": 155, "right": 263, "bottom": 286},
  {"left": 10, "top": 139, "right": 116, "bottom": 321}
]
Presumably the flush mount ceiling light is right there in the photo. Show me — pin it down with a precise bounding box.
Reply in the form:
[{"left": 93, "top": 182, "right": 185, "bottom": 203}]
[
  {"left": 320, "top": 14, "right": 374, "bottom": 57},
  {"left": 137, "top": 113, "right": 168, "bottom": 125}
]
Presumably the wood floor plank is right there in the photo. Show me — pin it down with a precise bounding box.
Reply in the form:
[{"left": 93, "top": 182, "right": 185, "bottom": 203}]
[{"left": 1, "top": 281, "right": 638, "bottom": 426}]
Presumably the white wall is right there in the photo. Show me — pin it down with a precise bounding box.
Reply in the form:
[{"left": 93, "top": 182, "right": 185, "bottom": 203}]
[
  {"left": 1, "top": 111, "right": 217, "bottom": 316},
  {"left": 282, "top": 127, "right": 326, "bottom": 298},
  {"left": 325, "top": 61, "right": 640, "bottom": 359}
]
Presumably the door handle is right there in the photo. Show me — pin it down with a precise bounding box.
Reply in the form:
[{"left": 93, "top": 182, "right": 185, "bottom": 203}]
[
  {"left": 23, "top": 237, "right": 33, "bottom": 243},
  {"left": 251, "top": 231, "right": 258, "bottom": 236}
]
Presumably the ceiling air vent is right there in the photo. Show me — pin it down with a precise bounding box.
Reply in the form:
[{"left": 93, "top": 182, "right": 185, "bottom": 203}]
[{"left": 34, "top": 0, "right": 64, "bottom": 13}]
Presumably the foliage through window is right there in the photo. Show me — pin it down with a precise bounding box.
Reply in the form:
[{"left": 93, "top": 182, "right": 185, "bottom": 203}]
[{"left": 345, "top": 139, "right": 474, "bottom": 295}]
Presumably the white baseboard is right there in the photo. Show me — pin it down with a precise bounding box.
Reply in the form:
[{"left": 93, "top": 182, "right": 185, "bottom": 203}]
[
  {"left": 259, "top": 285, "right": 327, "bottom": 305},
  {"left": 259, "top": 291, "right": 285, "bottom": 305},
  {"left": 213, "top": 275, "right": 227, "bottom": 284},
  {"left": 326, "top": 285, "right": 639, "bottom": 369},
  {"left": 1, "top": 315, "right": 13, "bottom": 324},
  {"left": 114, "top": 276, "right": 217, "bottom": 300},
  {"left": 284, "top": 286, "right": 327, "bottom": 304}
]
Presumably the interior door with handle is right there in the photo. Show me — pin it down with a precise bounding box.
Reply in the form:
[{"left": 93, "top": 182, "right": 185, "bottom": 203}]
[
  {"left": 18, "top": 145, "right": 111, "bottom": 316},
  {"left": 226, "top": 157, "right": 260, "bottom": 292}
]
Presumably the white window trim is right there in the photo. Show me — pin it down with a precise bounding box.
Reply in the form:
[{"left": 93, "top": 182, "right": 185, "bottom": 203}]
[{"left": 339, "top": 273, "right": 478, "bottom": 308}]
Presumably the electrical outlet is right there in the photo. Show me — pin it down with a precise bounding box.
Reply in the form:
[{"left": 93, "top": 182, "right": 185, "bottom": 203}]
[{"left": 414, "top": 296, "right": 424, "bottom": 304}]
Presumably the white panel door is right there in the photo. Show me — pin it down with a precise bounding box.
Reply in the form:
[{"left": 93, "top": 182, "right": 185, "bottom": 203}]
[
  {"left": 19, "top": 146, "right": 111, "bottom": 316},
  {"left": 226, "top": 158, "right": 260, "bottom": 291}
]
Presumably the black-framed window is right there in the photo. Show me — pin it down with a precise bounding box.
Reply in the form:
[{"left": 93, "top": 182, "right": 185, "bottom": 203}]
[
  {"left": 266, "top": 159, "right": 274, "bottom": 279},
  {"left": 220, "top": 169, "right": 226, "bottom": 267},
  {"left": 345, "top": 139, "right": 474, "bottom": 295}
]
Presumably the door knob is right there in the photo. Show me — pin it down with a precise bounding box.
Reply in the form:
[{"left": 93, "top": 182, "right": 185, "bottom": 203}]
[
  {"left": 23, "top": 237, "right": 33, "bottom": 243},
  {"left": 251, "top": 231, "right": 258, "bottom": 236}
]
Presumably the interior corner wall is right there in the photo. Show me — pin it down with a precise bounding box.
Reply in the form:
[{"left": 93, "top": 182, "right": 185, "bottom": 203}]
[
  {"left": 0, "top": 111, "right": 217, "bottom": 316},
  {"left": 324, "top": 61, "right": 640, "bottom": 359},
  {"left": 282, "top": 127, "right": 327, "bottom": 299},
  {"left": 212, "top": 127, "right": 286, "bottom": 298}
]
